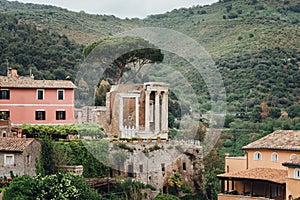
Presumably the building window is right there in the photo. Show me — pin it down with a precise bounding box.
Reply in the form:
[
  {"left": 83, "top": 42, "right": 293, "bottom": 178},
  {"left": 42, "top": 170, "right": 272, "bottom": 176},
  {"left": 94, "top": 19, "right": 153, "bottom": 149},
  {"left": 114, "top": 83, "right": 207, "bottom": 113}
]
[
  {"left": 161, "top": 163, "right": 165, "bottom": 172},
  {"left": 36, "top": 111, "right": 46, "bottom": 120},
  {"left": 0, "top": 111, "right": 10, "bottom": 120},
  {"left": 290, "top": 154, "right": 297, "bottom": 160},
  {"left": 56, "top": 111, "right": 66, "bottom": 120},
  {"left": 2, "top": 131, "right": 6, "bottom": 137},
  {"left": 183, "top": 162, "right": 187, "bottom": 171},
  {"left": 294, "top": 168, "right": 300, "bottom": 179},
  {"left": 26, "top": 155, "right": 31, "bottom": 165},
  {"left": 4, "top": 154, "right": 14, "bottom": 166},
  {"left": 139, "top": 164, "right": 143, "bottom": 173},
  {"left": 0, "top": 89, "right": 10, "bottom": 99},
  {"left": 254, "top": 151, "right": 262, "bottom": 160},
  {"left": 37, "top": 89, "right": 44, "bottom": 100},
  {"left": 57, "top": 89, "right": 64, "bottom": 100},
  {"left": 271, "top": 152, "right": 278, "bottom": 162},
  {"left": 128, "top": 164, "right": 135, "bottom": 178}
]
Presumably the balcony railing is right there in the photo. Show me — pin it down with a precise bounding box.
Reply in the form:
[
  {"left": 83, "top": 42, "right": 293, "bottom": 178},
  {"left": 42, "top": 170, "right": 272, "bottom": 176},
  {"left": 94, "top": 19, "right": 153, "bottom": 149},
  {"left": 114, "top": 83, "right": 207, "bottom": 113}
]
[{"left": 0, "top": 120, "right": 9, "bottom": 127}]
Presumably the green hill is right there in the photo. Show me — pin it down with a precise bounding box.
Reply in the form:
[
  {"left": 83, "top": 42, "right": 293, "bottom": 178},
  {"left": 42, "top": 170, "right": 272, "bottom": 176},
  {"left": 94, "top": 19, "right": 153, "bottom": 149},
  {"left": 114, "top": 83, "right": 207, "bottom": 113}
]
[
  {"left": 0, "top": 13, "right": 83, "bottom": 79},
  {"left": 0, "top": 0, "right": 299, "bottom": 115}
]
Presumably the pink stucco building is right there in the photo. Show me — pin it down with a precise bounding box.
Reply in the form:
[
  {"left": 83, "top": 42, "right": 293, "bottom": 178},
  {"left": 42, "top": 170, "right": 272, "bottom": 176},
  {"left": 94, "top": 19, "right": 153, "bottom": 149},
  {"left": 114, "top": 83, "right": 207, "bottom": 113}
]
[{"left": 0, "top": 69, "right": 76, "bottom": 125}]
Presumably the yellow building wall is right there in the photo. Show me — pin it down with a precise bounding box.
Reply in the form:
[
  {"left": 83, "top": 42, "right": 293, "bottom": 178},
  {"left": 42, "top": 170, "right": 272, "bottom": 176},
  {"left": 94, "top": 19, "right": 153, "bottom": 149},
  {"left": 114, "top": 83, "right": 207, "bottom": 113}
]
[
  {"left": 225, "top": 156, "right": 247, "bottom": 173},
  {"left": 247, "top": 150, "right": 299, "bottom": 170},
  {"left": 224, "top": 156, "right": 247, "bottom": 191},
  {"left": 286, "top": 178, "right": 300, "bottom": 199},
  {"left": 286, "top": 166, "right": 300, "bottom": 199}
]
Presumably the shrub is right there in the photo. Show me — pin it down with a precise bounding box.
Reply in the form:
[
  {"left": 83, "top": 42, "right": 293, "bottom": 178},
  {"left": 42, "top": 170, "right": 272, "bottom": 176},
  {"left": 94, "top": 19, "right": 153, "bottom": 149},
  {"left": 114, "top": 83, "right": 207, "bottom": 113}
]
[
  {"left": 35, "top": 173, "right": 102, "bottom": 200},
  {"left": 154, "top": 194, "right": 180, "bottom": 200},
  {"left": 228, "top": 13, "right": 238, "bottom": 19},
  {"left": 2, "top": 176, "right": 37, "bottom": 200},
  {"left": 181, "top": 183, "right": 193, "bottom": 193}
]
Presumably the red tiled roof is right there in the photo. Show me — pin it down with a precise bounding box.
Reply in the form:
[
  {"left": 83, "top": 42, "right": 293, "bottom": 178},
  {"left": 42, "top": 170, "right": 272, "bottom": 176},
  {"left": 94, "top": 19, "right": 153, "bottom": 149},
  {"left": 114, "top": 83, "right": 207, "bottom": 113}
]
[
  {"left": 217, "top": 168, "right": 287, "bottom": 184},
  {"left": 0, "top": 138, "right": 35, "bottom": 152},
  {"left": 282, "top": 158, "right": 300, "bottom": 168},
  {"left": 242, "top": 130, "right": 300, "bottom": 151},
  {"left": 0, "top": 76, "right": 76, "bottom": 89}
]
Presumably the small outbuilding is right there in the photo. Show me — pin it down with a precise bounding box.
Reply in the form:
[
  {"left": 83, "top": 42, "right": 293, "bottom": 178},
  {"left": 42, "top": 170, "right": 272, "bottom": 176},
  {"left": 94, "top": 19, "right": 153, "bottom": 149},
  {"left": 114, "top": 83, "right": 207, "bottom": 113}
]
[{"left": 0, "top": 138, "right": 41, "bottom": 177}]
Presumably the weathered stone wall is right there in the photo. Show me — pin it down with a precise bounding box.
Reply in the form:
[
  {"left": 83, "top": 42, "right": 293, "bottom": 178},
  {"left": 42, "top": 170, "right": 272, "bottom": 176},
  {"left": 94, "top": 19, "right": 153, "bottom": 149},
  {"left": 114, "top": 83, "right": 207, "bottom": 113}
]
[
  {"left": 0, "top": 151, "right": 22, "bottom": 177},
  {"left": 0, "top": 140, "right": 41, "bottom": 177},
  {"left": 23, "top": 139, "right": 41, "bottom": 177},
  {"left": 109, "top": 141, "right": 204, "bottom": 190},
  {"left": 78, "top": 106, "right": 106, "bottom": 125}
]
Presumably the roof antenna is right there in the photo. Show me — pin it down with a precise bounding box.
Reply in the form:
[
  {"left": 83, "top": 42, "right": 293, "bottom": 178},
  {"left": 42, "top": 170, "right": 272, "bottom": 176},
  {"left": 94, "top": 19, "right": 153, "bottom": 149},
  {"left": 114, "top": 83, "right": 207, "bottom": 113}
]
[{"left": 30, "top": 68, "right": 34, "bottom": 79}]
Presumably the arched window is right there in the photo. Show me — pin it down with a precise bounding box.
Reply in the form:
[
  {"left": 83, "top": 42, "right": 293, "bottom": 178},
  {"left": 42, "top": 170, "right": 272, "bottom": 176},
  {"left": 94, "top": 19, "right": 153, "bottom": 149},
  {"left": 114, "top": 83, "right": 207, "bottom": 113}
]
[
  {"left": 294, "top": 168, "right": 300, "bottom": 179},
  {"left": 290, "top": 154, "right": 297, "bottom": 160},
  {"left": 2, "top": 131, "right": 6, "bottom": 137},
  {"left": 271, "top": 152, "right": 278, "bottom": 162},
  {"left": 254, "top": 151, "right": 262, "bottom": 160}
]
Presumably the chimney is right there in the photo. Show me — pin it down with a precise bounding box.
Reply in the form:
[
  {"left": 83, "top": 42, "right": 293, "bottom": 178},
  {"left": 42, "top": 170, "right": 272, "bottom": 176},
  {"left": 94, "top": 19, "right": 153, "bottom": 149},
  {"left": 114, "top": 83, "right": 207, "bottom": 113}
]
[{"left": 8, "top": 68, "right": 19, "bottom": 78}]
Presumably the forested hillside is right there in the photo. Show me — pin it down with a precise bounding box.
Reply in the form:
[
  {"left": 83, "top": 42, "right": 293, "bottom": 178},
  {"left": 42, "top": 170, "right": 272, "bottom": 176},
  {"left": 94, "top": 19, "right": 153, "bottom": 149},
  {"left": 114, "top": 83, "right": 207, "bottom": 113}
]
[
  {"left": 0, "top": 0, "right": 299, "bottom": 115},
  {"left": 0, "top": 1, "right": 299, "bottom": 198},
  {"left": 0, "top": 0, "right": 140, "bottom": 44},
  {"left": 0, "top": 13, "right": 83, "bottom": 79}
]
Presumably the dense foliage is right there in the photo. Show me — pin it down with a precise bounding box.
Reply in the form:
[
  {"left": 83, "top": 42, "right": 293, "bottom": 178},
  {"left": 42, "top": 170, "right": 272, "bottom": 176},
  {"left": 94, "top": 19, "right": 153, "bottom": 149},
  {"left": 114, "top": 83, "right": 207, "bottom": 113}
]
[
  {"left": 83, "top": 36, "right": 164, "bottom": 84},
  {"left": 41, "top": 139, "right": 110, "bottom": 178},
  {"left": 2, "top": 173, "right": 103, "bottom": 200},
  {"left": 20, "top": 124, "right": 105, "bottom": 138},
  {"left": 37, "top": 137, "right": 55, "bottom": 176},
  {"left": 0, "top": 13, "right": 83, "bottom": 80},
  {"left": 0, "top": 0, "right": 299, "bottom": 114},
  {"left": 154, "top": 194, "right": 180, "bottom": 200},
  {"left": 217, "top": 48, "right": 300, "bottom": 114},
  {"left": 3, "top": 175, "right": 161, "bottom": 200}
]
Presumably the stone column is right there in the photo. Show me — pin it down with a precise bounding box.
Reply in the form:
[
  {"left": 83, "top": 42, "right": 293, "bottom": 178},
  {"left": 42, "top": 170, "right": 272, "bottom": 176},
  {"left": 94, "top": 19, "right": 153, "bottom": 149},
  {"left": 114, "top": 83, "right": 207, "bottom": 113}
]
[
  {"left": 155, "top": 91, "right": 160, "bottom": 133},
  {"left": 161, "top": 91, "right": 168, "bottom": 131},
  {"left": 145, "top": 91, "right": 150, "bottom": 132},
  {"left": 135, "top": 96, "right": 139, "bottom": 130},
  {"left": 119, "top": 96, "right": 123, "bottom": 133}
]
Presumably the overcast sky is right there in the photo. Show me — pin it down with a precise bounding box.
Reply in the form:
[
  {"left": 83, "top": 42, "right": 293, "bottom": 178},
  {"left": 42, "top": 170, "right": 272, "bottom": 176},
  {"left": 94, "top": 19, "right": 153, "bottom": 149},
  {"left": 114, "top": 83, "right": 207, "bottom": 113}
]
[{"left": 11, "top": 0, "right": 218, "bottom": 19}]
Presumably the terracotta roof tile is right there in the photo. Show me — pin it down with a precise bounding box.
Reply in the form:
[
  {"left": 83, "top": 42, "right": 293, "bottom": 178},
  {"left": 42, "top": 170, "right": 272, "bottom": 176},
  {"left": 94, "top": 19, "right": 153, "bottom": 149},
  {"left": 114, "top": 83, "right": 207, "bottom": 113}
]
[
  {"left": 217, "top": 168, "right": 287, "bottom": 184},
  {"left": 242, "top": 130, "right": 300, "bottom": 151},
  {"left": 0, "top": 76, "right": 76, "bottom": 89},
  {"left": 0, "top": 138, "right": 35, "bottom": 152},
  {"left": 282, "top": 158, "right": 300, "bottom": 168}
]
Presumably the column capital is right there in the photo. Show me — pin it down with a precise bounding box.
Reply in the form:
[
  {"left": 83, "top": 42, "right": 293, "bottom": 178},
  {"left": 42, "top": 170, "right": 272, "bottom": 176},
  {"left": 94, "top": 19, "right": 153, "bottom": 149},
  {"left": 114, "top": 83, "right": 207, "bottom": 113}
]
[{"left": 145, "top": 90, "right": 151, "bottom": 95}]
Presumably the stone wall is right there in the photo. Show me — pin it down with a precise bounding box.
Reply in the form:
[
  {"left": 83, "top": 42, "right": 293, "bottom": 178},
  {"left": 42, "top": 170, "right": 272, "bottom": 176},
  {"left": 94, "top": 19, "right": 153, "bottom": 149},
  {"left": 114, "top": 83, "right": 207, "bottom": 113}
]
[
  {"left": 109, "top": 141, "right": 204, "bottom": 190},
  {"left": 0, "top": 139, "right": 41, "bottom": 177},
  {"left": 77, "top": 106, "right": 106, "bottom": 124},
  {"left": 23, "top": 139, "right": 42, "bottom": 177}
]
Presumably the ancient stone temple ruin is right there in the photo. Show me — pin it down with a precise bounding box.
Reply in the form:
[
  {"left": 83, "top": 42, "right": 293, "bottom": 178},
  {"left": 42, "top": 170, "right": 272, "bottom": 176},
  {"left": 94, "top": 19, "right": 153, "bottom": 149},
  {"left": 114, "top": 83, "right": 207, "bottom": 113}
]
[
  {"left": 77, "top": 81, "right": 204, "bottom": 191},
  {"left": 105, "top": 82, "right": 169, "bottom": 139}
]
